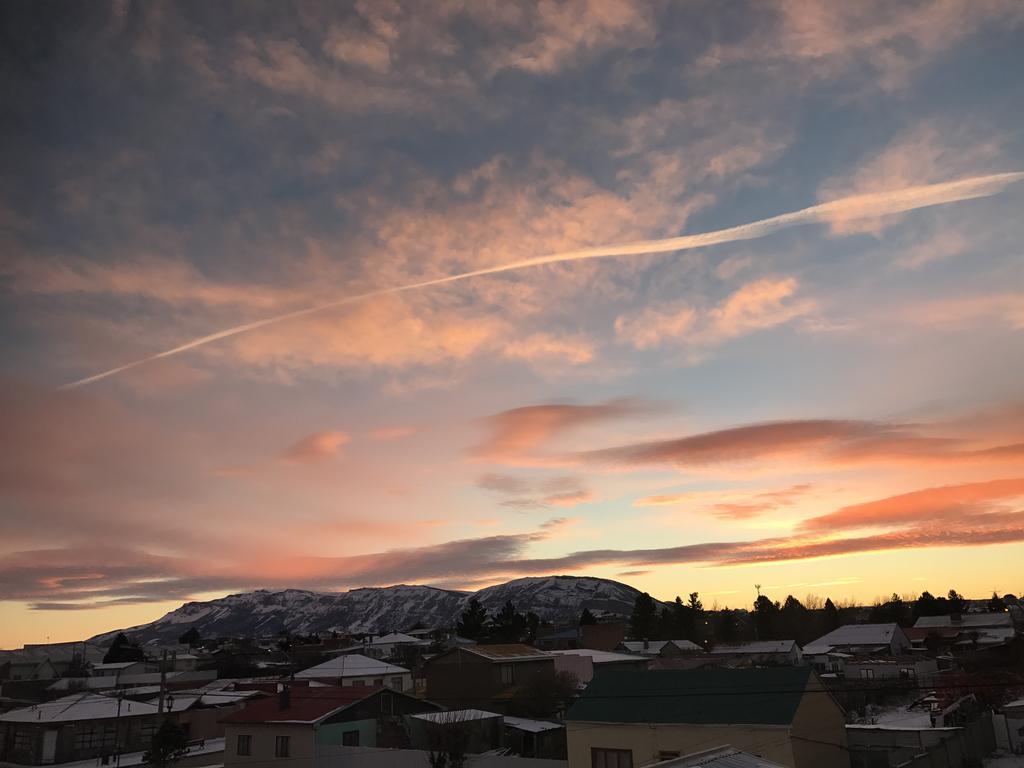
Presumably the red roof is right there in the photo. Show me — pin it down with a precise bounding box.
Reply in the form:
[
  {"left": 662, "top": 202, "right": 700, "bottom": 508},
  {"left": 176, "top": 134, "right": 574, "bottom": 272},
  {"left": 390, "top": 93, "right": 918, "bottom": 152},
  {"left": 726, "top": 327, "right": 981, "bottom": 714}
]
[{"left": 220, "top": 685, "right": 379, "bottom": 724}]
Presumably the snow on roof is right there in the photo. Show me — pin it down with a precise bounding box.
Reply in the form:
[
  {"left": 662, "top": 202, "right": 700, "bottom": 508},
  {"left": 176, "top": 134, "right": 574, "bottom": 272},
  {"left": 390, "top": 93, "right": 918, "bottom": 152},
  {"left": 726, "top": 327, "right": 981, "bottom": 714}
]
[
  {"left": 619, "top": 640, "right": 702, "bottom": 655},
  {"left": 294, "top": 653, "right": 409, "bottom": 679},
  {"left": 914, "top": 612, "right": 1012, "bottom": 629},
  {"left": 503, "top": 716, "right": 564, "bottom": 733},
  {"left": 461, "top": 644, "right": 552, "bottom": 661},
  {"left": 0, "top": 693, "right": 161, "bottom": 723},
  {"left": 411, "top": 709, "right": 501, "bottom": 723},
  {"left": 550, "top": 649, "right": 647, "bottom": 664},
  {"left": 92, "top": 662, "right": 142, "bottom": 670},
  {"left": 369, "top": 632, "right": 428, "bottom": 644},
  {"left": 649, "top": 745, "right": 787, "bottom": 767},
  {"left": 808, "top": 624, "right": 902, "bottom": 649},
  {"left": 709, "top": 641, "right": 797, "bottom": 655}
]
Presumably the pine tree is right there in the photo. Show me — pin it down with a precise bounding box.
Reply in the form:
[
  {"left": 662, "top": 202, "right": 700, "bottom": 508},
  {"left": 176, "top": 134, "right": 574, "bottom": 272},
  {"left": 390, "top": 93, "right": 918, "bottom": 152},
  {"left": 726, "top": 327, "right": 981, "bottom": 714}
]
[
  {"left": 579, "top": 608, "right": 598, "bottom": 626},
  {"left": 629, "top": 592, "right": 658, "bottom": 639},
  {"left": 823, "top": 598, "right": 841, "bottom": 632},
  {"left": 456, "top": 599, "right": 488, "bottom": 640},
  {"left": 103, "top": 633, "right": 146, "bottom": 664}
]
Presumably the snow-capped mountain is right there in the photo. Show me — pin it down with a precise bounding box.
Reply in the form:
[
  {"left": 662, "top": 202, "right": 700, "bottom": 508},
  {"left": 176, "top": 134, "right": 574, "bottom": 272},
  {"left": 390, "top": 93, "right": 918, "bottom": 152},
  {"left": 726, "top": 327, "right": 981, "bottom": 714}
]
[{"left": 90, "top": 575, "right": 645, "bottom": 643}]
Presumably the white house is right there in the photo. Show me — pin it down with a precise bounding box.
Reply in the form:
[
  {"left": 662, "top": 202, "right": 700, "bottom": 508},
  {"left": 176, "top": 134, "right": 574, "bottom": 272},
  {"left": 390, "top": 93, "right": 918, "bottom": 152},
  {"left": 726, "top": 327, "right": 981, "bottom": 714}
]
[{"left": 294, "top": 654, "right": 413, "bottom": 691}]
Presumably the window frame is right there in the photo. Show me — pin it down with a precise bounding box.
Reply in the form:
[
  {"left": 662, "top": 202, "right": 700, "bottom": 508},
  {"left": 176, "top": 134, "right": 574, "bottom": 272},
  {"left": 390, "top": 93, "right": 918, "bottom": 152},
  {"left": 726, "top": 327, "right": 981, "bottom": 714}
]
[
  {"left": 237, "top": 734, "right": 252, "bottom": 757},
  {"left": 591, "top": 747, "right": 633, "bottom": 768},
  {"left": 342, "top": 730, "right": 360, "bottom": 747},
  {"left": 275, "top": 735, "right": 290, "bottom": 758}
]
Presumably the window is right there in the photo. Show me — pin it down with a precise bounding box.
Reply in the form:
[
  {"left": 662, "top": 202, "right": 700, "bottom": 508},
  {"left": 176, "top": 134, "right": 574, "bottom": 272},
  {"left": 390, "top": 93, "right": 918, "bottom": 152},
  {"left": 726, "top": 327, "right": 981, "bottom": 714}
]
[
  {"left": 237, "top": 735, "right": 252, "bottom": 757},
  {"left": 390, "top": 676, "right": 404, "bottom": 690},
  {"left": 342, "top": 731, "right": 360, "bottom": 746},
  {"left": 352, "top": 679, "right": 367, "bottom": 687},
  {"left": 860, "top": 669, "right": 875, "bottom": 680},
  {"left": 74, "top": 725, "right": 116, "bottom": 751},
  {"left": 275, "top": 735, "right": 290, "bottom": 758},
  {"left": 900, "top": 667, "right": 916, "bottom": 679},
  {"left": 373, "top": 678, "right": 384, "bottom": 687},
  {"left": 499, "top": 664, "right": 515, "bottom": 685},
  {"left": 592, "top": 748, "right": 633, "bottom": 768}
]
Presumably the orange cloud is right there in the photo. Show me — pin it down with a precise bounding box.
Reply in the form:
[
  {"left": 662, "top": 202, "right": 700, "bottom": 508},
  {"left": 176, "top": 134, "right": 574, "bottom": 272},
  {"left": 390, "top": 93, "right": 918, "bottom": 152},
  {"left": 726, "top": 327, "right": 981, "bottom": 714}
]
[
  {"left": 472, "top": 399, "right": 647, "bottom": 464},
  {"left": 799, "top": 477, "right": 1024, "bottom": 533},
  {"left": 281, "top": 431, "right": 349, "bottom": 463},
  {"left": 615, "top": 277, "right": 817, "bottom": 351}
]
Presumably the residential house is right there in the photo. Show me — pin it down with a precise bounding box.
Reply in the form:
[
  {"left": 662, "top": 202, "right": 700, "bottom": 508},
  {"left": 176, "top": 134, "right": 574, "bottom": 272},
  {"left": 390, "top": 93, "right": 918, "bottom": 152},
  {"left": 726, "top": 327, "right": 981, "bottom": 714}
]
[
  {"left": 550, "top": 650, "right": 649, "bottom": 684},
  {"left": 221, "top": 684, "right": 439, "bottom": 768},
  {"left": 565, "top": 668, "right": 849, "bottom": 768},
  {"left": 994, "top": 696, "right": 1024, "bottom": 753},
  {"left": 504, "top": 716, "right": 566, "bottom": 759},
  {"left": 293, "top": 654, "right": 413, "bottom": 691},
  {"left": 90, "top": 661, "right": 156, "bottom": 679},
  {"left": 580, "top": 624, "right": 627, "bottom": 652},
  {"left": 842, "top": 656, "right": 938, "bottom": 682},
  {"left": 334, "top": 633, "right": 431, "bottom": 661},
  {"left": 803, "top": 624, "right": 911, "bottom": 667},
  {"left": 424, "top": 644, "right": 556, "bottom": 713},
  {"left": 0, "top": 692, "right": 164, "bottom": 765},
  {"left": 616, "top": 640, "right": 703, "bottom": 658},
  {"left": 537, "top": 629, "right": 582, "bottom": 651},
  {"left": 708, "top": 641, "right": 803, "bottom": 666},
  {"left": 406, "top": 709, "right": 505, "bottom": 754},
  {"left": 912, "top": 611, "right": 1016, "bottom": 649}
]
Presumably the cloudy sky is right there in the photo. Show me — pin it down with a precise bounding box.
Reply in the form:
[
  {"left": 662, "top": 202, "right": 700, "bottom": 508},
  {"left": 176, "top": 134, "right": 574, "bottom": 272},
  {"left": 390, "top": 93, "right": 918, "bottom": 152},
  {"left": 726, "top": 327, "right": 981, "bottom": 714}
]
[{"left": 2, "top": 0, "right": 1024, "bottom": 648}]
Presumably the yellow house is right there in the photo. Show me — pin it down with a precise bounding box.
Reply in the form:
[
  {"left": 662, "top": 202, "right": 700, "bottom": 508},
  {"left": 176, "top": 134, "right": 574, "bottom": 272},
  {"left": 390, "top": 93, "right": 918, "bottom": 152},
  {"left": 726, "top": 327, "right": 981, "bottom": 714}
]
[{"left": 566, "top": 668, "right": 848, "bottom": 768}]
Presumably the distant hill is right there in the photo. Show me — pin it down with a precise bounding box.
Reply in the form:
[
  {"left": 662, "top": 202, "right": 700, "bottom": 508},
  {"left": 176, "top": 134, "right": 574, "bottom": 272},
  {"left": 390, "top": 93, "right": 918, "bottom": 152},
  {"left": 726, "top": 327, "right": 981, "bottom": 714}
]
[{"left": 89, "top": 575, "right": 648, "bottom": 644}]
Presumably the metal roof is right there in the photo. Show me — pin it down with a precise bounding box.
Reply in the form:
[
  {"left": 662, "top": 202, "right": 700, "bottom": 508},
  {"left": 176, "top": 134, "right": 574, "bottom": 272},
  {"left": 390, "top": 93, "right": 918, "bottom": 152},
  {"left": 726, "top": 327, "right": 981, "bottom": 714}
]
[
  {"left": 653, "top": 746, "right": 787, "bottom": 767},
  {"left": 567, "top": 668, "right": 813, "bottom": 726},
  {"left": 808, "top": 623, "right": 902, "bottom": 649},
  {"left": 0, "top": 693, "right": 161, "bottom": 723},
  {"left": 461, "top": 644, "right": 553, "bottom": 661},
  {"left": 709, "top": 641, "right": 797, "bottom": 655},
  {"left": 294, "top": 653, "right": 409, "bottom": 679}
]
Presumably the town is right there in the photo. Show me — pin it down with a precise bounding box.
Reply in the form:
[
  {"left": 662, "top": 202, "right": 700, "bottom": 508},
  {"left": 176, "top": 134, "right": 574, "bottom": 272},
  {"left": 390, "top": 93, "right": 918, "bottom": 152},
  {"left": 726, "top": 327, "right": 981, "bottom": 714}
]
[{"left": 2, "top": 579, "right": 1024, "bottom": 768}]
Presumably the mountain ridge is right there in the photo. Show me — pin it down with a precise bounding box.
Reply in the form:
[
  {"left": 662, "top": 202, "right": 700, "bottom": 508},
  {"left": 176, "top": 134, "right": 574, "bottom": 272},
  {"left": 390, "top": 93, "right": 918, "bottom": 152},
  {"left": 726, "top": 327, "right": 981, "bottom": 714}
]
[{"left": 90, "top": 575, "right": 647, "bottom": 644}]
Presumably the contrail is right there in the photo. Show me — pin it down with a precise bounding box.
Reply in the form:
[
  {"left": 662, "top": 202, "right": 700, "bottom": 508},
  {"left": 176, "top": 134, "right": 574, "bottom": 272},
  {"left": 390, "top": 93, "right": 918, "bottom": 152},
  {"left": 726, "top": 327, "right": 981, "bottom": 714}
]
[{"left": 61, "top": 172, "right": 1024, "bottom": 389}]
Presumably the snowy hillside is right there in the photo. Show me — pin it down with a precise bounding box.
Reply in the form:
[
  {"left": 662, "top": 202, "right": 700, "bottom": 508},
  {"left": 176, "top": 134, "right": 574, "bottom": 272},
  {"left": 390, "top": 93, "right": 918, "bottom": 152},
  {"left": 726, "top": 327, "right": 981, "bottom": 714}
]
[{"left": 90, "top": 575, "right": 646, "bottom": 643}]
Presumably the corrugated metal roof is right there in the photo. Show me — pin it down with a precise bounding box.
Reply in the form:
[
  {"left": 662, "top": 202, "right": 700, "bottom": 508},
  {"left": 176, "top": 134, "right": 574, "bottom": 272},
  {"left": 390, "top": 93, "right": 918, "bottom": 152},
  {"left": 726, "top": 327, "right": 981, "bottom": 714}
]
[
  {"left": 914, "top": 612, "right": 1012, "bottom": 629},
  {"left": 462, "top": 644, "right": 552, "bottom": 661},
  {"left": 808, "top": 623, "right": 901, "bottom": 649},
  {"left": 566, "top": 668, "right": 812, "bottom": 726}
]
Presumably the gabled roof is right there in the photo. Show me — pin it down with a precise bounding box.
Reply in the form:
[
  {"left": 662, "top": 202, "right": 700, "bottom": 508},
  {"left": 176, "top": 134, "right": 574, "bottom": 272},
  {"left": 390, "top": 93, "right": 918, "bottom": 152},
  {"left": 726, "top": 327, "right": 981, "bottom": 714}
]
[
  {"left": 808, "top": 623, "right": 903, "bottom": 650},
  {"left": 220, "top": 686, "right": 376, "bottom": 724},
  {"left": 566, "top": 668, "right": 814, "bottom": 726},
  {"left": 294, "top": 653, "right": 409, "bottom": 679},
  {"left": 709, "top": 641, "right": 797, "bottom": 655},
  {"left": 460, "top": 644, "right": 552, "bottom": 661},
  {"left": 0, "top": 693, "right": 161, "bottom": 723}
]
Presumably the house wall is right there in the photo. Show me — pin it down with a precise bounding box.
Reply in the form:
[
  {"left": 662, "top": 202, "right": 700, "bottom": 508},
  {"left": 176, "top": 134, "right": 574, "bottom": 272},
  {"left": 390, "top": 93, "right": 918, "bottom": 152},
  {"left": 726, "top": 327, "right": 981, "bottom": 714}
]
[
  {"left": 0, "top": 714, "right": 162, "bottom": 765},
  {"left": 425, "top": 650, "right": 555, "bottom": 712},
  {"left": 316, "top": 719, "right": 376, "bottom": 748},
  {"left": 566, "top": 721, "right": 797, "bottom": 768},
  {"left": 224, "top": 723, "right": 316, "bottom": 768},
  {"left": 790, "top": 678, "right": 849, "bottom": 768},
  {"left": 316, "top": 672, "right": 411, "bottom": 692}
]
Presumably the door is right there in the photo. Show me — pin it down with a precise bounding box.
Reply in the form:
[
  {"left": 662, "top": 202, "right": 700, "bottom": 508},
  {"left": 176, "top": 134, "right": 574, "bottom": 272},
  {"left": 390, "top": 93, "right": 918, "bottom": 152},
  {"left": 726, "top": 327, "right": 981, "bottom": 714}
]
[{"left": 41, "top": 730, "right": 58, "bottom": 764}]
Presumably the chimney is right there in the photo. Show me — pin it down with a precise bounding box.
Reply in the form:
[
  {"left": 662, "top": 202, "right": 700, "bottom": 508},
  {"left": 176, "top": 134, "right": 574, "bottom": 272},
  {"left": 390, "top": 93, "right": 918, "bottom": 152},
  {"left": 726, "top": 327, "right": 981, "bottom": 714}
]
[{"left": 279, "top": 685, "right": 291, "bottom": 710}]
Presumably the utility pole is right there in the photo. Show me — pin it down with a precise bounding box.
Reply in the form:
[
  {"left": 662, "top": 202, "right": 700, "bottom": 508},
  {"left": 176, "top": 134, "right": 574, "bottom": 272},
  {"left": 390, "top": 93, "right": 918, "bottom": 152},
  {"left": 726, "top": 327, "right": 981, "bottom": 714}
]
[{"left": 157, "top": 650, "right": 168, "bottom": 714}]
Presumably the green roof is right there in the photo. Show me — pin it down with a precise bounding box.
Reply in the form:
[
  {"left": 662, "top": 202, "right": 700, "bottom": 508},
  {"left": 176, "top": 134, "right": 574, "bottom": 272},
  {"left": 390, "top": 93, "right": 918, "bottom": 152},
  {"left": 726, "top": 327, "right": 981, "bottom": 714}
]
[{"left": 566, "top": 668, "right": 813, "bottom": 726}]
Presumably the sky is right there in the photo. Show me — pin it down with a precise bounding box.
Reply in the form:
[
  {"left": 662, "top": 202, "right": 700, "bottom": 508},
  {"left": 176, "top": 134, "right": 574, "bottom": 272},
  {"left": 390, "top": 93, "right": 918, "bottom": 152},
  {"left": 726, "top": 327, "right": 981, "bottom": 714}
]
[{"left": 1, "top": 0, "right": 1024, "bottom": 649}]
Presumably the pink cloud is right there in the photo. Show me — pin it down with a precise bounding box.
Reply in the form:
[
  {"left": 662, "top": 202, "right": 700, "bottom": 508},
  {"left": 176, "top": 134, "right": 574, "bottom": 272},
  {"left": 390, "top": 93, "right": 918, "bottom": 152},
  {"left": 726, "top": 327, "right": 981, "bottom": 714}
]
[{"left": 281, "top": 431, "right": 350, "bottom": 464}]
